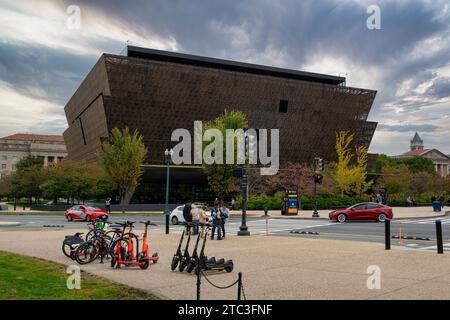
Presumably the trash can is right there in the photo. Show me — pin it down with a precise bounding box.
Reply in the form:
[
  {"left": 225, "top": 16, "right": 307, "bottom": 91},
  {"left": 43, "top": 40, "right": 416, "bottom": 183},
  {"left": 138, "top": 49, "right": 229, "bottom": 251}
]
[{"left": 432, "top": 201, "right": 442, "bottom": 212}]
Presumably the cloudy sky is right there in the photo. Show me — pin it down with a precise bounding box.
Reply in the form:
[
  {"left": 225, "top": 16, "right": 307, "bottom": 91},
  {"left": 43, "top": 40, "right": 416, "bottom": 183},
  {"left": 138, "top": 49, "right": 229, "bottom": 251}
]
[{"left": 0, "top": 0, "right": 449, "bottom": 155}]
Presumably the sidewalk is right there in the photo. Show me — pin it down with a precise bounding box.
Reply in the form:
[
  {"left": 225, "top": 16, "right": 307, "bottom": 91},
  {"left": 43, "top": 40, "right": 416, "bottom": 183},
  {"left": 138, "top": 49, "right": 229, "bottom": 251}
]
[{"left": 0, "top": 228, "right": 449, "bottom": 300}]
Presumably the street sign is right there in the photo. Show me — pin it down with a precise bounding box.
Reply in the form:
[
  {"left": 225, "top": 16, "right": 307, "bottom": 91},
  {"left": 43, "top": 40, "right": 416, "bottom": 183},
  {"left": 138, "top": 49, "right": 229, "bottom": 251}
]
[{"left": 284, "top": 190, "right": 299, "bottom": 216}]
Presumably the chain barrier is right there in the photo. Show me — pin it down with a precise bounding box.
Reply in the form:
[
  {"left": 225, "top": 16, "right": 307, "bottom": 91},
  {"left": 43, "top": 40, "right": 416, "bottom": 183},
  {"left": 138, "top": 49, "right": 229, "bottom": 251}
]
[{"left": 197, "top": 269, "right": 246, "bottom": 300}]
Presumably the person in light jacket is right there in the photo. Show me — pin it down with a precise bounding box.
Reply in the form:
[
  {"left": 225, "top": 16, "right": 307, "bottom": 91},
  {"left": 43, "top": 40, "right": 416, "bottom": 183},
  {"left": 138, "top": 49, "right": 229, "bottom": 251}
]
[{"left": 191, "top": 204, "right": 201, "bottom": 235}]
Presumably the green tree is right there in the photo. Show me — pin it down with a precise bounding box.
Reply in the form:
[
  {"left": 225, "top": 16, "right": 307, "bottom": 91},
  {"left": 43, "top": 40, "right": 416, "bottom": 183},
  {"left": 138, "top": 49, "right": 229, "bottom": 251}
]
[
  {"left": 402, "top": 156, "right": 435, "bottom": 174},
  {"left": 378, "top": 164, "right": 412, "bottom": 195},
  {"left": 10, "top": 156, "right": 47, "bottom": 204},
  {"left": 99, "top": 127, "right": 147, "bottom": 205},
  {"left": 335, "top": 131, "right": 355, "bottom": 196},
  {"left": 335, "top": 131, "right": 373, "bottom": 197},
  {"left": 374, "top": 154, "right": 435, "bottom": 174},
  {"left": 202, "top": 110, "right": 248, "bottom": 200},
  {"left": 352, "top": 146, "right": 374, "bottom": 197},
  {"left": 41, "top": 161, "right": 111, "bottom": 204}
]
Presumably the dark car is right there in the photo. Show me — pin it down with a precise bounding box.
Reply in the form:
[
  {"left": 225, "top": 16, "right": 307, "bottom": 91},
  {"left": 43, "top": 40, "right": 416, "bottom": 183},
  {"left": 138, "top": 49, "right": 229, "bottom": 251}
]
[
  {"left": 329, "top": 202, "right": 393, "bottom": 223},
  {"left": 65, "top": 205, "right": 108, "bottom": 222}
]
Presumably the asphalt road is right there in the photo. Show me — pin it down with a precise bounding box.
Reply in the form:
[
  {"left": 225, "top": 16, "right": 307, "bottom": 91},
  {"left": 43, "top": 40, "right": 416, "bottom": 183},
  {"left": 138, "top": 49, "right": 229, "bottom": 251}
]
[{"left": 1, "top": 214, "right": 449, "bottom": 253}]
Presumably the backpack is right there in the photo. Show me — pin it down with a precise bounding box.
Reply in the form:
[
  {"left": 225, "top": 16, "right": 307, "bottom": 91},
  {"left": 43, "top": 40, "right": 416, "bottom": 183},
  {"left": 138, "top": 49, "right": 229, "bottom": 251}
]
[{"left": 221, "top": 208, "right": 229, "bottom": 219}]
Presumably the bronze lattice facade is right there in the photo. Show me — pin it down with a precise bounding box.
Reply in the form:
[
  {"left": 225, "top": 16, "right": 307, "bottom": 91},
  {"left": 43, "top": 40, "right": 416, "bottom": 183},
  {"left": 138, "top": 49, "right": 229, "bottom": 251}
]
[{"left": 63, "top": 46, "right": 377, "bottom": 169}]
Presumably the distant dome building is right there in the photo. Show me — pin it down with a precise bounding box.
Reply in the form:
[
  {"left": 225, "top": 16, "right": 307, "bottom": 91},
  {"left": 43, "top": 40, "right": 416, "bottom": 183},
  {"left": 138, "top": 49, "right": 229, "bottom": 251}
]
[{"left": 394, "top": 132, "right": 449, "bottom": 177}]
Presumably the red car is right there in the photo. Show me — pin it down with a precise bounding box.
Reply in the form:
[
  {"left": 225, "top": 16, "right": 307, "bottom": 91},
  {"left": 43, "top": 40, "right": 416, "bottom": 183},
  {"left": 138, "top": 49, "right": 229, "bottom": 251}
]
[
  {"left": 329, "top": 202, "right": 393, "bottom": 223},
  {"left": 65, "top": 205, "right": 108, "bottom": 222}
]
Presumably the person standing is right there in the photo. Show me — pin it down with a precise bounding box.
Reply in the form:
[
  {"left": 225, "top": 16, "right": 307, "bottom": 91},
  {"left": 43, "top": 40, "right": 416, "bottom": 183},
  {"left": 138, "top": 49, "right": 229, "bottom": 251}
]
[
  {"left": 220, "top": 203, "right": 229, "bottom": 239},
  {"left": 183, "top": 201, "right": 192, "bottom": 224},
  {"left": 199, "top": 205, "right": 209, "bottom": 226},
  {"left": 210, "top": 203, "right": 222, "bottom": 240},
  {"left": 191, "top": 204, "right": 200, "bottom": 235},
  {"left": 377, "top": 192, "right": 383, "bottom": 205},
  {"left": 105, "top": 197, "right": 111, "bottom": 214},
  {"left": 439, "top": 195, "right": 445, "bottom": 209},
  {"left": 231, "top": 198, "right": 236, "bottom": 210}
]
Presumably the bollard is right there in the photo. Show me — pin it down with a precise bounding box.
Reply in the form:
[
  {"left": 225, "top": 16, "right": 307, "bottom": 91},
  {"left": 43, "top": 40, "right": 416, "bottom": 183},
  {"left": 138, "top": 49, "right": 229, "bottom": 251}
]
[
  {"left": 237, "top": 272, "right": 242, "bottom": 300},
  {"left": 385, "top": 219, "right": 391, "bottom": 250},
  {"left": 265, "top": 218, "right": 269, "bottom": 236},
  {"left": 398, "top": 223, "right": 403, "bottom": 244},
  {"left": 196, "top": 259, "right": 201, "bottom": 300},
  {"left": 436, "top": 220, "right": 444, "bottom": 254}
]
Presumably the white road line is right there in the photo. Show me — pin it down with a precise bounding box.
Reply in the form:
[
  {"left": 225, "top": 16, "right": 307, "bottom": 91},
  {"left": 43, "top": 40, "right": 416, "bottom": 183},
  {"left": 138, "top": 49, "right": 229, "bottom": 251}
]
[{"left": 403, "top": 218, "right": 438, "bottom": 224}]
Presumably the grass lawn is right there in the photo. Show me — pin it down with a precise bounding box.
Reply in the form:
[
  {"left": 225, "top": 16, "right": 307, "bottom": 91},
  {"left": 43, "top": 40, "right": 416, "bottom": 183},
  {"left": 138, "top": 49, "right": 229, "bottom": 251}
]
[{"left": 0, "top": 251, "right": 159, "bottom": 300}]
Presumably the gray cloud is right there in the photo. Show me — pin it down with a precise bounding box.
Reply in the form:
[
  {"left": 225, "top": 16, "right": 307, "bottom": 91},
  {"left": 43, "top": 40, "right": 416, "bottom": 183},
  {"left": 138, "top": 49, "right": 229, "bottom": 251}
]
[
  {"left": 0, "top": 0, "right": 449, "bottom": 154},
  {"left": 377, "top": 124, "right": 439, "bottom": 133}
]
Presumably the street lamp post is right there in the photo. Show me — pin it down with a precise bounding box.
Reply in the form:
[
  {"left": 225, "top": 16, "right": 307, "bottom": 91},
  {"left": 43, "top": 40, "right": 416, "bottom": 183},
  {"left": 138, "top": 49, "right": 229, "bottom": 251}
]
[
  {"left": 238, "top": 135, "right": 250, "bottom": 236},
  {"left": 312, "top": 157, "right": 320, "bottom": 218},
  {"left": 164, "top": 148, "right": 173, "bottom": 235}
]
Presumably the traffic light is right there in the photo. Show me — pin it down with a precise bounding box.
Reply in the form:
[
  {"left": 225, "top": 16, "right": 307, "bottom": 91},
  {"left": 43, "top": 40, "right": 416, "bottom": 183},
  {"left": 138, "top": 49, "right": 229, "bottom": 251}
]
[
  {"left": 313, "top": 173, "right": 323, "bottom": 184},
  {"left": 318, "top": 158, "right": 324, "bottom": 171}
]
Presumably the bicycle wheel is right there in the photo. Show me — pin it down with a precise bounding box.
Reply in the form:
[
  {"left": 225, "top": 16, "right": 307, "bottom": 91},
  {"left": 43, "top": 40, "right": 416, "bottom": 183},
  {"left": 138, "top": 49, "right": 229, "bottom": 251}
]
[
  {"left": 85, "top": 229, "right": 95, "bottom": 241},
  {"left": 62, "top": 243, "right": 72, "bottom": 258},
  {"left": 109, "top": 237, "right": 131, "bottom": 267},
  {"left": 74, "top": 241, "right": 98, "bottom": 265}
]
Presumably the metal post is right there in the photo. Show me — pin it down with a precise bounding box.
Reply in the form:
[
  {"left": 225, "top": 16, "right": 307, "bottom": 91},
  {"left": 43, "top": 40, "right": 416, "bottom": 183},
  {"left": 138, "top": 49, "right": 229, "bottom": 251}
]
[
  {"left": 238, "top": 165, "right": 250, "bottom": 236},
  {"left": 237, "top": 272, "right": 242, "bottom": 300},
  {"left": 385, "top": 219, "right": 391, "bottom": 250},
  {"left": 312, "top": 157, "right": 319, "bottom": 218},
  {"left": 436, "top": 220, "right": 444, "bottom": 254},
  {"left": 165, "top": 159, "right": 170, "bottom": 235},
  {"left": 14, "top": 197, "right": 16, "bottom": 211},
  {"left": 196, "top": 259, "right": 201, "bottom": 300},
  {"left": 312, "top": 181, "right": 319, "bottom": 217}
]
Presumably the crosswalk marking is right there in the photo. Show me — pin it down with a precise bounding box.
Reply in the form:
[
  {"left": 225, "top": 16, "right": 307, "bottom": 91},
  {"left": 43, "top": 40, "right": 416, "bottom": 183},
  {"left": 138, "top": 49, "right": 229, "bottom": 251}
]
[
  {"left": 402, "top": 217, "right": 450, "bottom": 225},
  {"left": 160, "top": 219, "right": 334, "bottom": 236}
]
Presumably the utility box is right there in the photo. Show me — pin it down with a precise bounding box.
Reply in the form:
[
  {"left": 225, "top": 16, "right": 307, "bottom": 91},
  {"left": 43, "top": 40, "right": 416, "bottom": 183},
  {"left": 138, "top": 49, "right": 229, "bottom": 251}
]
[{"left": 282, "top": 190, "right": 299, "bottom": 216}]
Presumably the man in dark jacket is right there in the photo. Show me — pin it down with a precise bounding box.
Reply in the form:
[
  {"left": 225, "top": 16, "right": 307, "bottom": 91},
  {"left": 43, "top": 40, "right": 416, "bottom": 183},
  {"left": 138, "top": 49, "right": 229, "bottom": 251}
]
[
  {"left": 210, "top": 203, "right": 222, "bottom": 240},
  {"left": 183, "top": 201, "right": 192, "bottom": 223}
]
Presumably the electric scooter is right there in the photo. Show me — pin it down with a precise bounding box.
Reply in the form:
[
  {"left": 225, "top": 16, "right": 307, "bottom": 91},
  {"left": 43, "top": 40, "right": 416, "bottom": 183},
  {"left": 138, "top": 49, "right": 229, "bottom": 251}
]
[
  {"left": 194, "top": 223, "right": 234, "bottom": 275},
  {"left": 171, "top": 223, "right": 189, "bottom": 270},
  {"left": 112, "top": 221, "right": 158, "bottom": 269},
  {"left": 178, "top": 223, "right": 193, "bottom": 272},
  {"left": 185, "top": 224, "right": 204, "bottom": 273}
]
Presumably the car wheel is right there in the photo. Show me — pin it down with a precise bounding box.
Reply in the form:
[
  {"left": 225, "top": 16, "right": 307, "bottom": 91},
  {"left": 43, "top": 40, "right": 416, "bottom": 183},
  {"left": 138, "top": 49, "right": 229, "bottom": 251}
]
[
  {"left": 85, "top": 215, "right": 91, "bottom": 222},
  {"left": 171, "top": 216, "right": 179, "bottom": 225},
  {"left": 67, "top": 214, "right": 73, "bottom": 222},
  {"left": 337, "top": 213, "right": 347, "bottom": 223},
  {"left": 378, "top": 213, "right": 387, "bottom": 222}
]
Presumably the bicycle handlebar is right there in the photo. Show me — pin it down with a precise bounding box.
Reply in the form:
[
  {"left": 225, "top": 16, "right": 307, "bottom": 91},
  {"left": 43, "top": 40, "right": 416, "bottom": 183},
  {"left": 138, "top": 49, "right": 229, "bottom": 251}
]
[{"left": 139, "top": 220, "right": 157, "bottom": 226}]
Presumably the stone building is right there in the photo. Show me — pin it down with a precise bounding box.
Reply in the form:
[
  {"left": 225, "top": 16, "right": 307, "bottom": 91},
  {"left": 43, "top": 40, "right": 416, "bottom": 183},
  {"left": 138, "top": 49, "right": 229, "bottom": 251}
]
[
  {"left": 394, "top": 132, "right": 449, "bottom": 177},
  {"left": 0, "top": 134, "right": 67, "bottom": 178}
]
